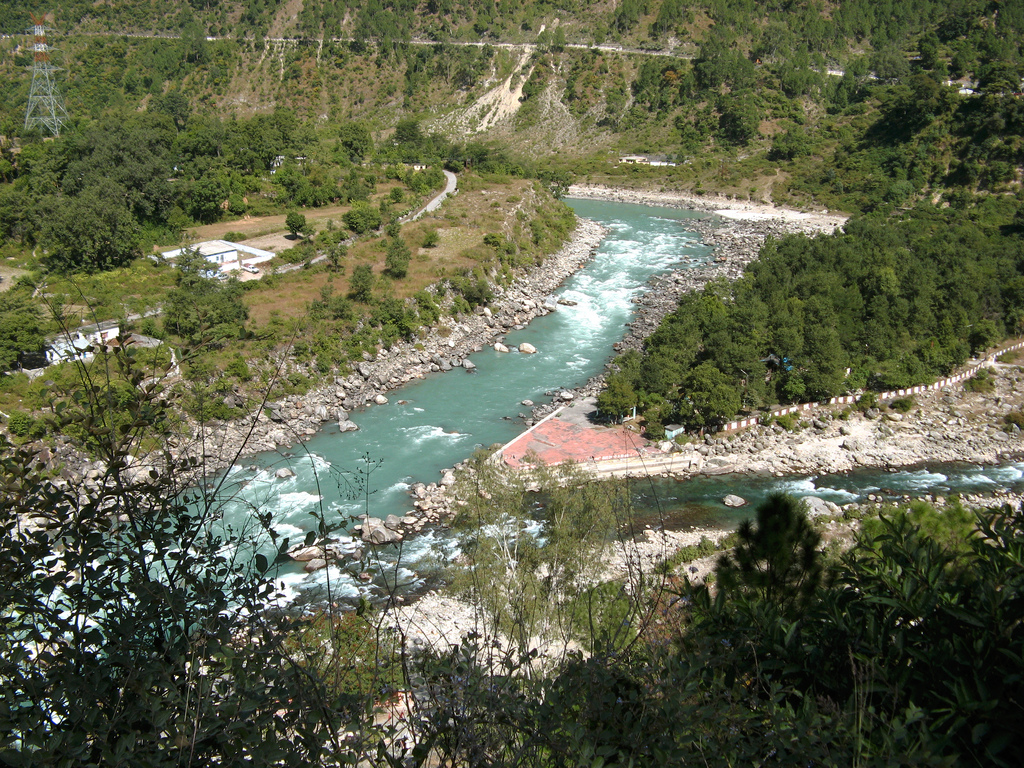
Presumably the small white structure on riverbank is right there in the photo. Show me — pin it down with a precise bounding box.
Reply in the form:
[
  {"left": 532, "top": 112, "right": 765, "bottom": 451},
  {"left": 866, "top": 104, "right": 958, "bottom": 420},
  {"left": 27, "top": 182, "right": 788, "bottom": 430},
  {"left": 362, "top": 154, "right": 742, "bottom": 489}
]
[{"left": 158, "top": 240, "right": 275, "bottom": 273}]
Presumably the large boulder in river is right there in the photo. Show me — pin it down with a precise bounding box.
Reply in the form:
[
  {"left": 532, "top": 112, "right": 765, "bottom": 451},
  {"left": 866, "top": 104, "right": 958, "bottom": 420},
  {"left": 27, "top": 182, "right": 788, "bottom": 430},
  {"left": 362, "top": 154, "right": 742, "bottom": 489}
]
[
  {"left": 374, "top": 394, "right": 389, "bottom": 405},
  {"left": 288, "top": 545, "right": 325, "bottom": 562},
  {"left": 367, "top": 526, "right": 402, "bottom": 545},
  {"left": 359, "top": 516, "right": 402, "bottom": 545},
  {"left": 802, "top": 496, "right": 842, "bottom": 518},
  {"left": 275, "top": 467, "right": 296, "bottom": 479},
  {"left": 723, "top": 494, "right": 746, "bottom": 507},
  {"left": 494, "top": 342, "right": 509, "bottom": 353},
  {"left": 463, "top": 359, "right": 476, "bottom": 371},
  {"left": 519, "top": 342, "right": 537, "bottom": 354}
]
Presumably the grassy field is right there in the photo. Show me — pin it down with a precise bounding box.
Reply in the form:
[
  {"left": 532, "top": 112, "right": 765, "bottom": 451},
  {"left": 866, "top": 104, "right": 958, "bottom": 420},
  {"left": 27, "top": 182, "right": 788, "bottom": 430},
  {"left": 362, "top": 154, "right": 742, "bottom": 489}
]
[{"left": 243, "top": 176, "right": 552, "bottom": 326}]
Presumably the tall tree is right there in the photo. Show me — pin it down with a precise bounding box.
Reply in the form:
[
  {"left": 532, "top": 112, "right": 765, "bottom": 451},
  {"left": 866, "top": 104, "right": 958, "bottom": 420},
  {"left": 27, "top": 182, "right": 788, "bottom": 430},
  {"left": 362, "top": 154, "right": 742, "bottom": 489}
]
[
  {"left": 162, "top": 249, "right": 248, "bottom": 343},
  {"left": 384, "top": 236, "right": 410, "bottom": 279},
  {"left": 715, "top": 492, "right": 824, "bottom": 615},
  {"left": 348, "top": 263, "right": 375, "bottom": 302},
  {"left": 680, "top": 362, "right": 741, "bottom": 428}
]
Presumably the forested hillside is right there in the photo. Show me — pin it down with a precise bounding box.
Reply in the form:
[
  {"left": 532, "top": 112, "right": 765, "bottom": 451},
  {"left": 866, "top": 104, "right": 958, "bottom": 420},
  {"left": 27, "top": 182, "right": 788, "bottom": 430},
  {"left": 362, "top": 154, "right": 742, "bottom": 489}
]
[{"left": 2, "top": 0, "right": 1022, "bottom": 204}]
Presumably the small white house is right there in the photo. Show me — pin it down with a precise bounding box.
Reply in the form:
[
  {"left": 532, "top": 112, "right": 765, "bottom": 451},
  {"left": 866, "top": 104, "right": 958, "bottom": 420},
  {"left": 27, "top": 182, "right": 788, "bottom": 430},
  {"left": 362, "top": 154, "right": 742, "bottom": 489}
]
[
  {"left": 158, "top": 240, "right": 276, "bottom": 273},
  {"left": 618, "top": 155, "right": 676, "bottom": 167},
  {"left": 45, "top": 320, "right": 120, "bottom": 365}
]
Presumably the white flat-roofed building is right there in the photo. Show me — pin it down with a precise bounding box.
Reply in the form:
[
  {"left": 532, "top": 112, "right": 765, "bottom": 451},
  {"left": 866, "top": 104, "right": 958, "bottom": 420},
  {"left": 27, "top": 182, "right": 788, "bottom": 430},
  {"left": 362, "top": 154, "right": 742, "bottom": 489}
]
[{"left": 158, "top": 240, "right": 276, "bottom": 273}]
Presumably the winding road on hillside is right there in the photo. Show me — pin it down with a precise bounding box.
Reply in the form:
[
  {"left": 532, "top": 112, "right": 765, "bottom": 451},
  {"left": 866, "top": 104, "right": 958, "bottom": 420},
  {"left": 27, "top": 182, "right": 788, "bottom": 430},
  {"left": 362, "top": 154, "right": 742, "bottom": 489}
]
[
  {"left": 274, "top": 169, "right": 457, "bottom": 273},
  {"left": 62, "top": 30, "right": 691, "bottom": 59},
  {"left": 407, "top": 170, "right": 458, "bottom": 221}
]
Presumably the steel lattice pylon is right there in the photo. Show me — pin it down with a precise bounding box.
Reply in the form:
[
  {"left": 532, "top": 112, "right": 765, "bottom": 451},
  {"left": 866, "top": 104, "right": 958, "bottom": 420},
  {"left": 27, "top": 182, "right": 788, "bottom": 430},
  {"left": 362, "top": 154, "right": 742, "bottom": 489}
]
[{"left": 24, "top": 13, "right": 69, "bottom": 137}]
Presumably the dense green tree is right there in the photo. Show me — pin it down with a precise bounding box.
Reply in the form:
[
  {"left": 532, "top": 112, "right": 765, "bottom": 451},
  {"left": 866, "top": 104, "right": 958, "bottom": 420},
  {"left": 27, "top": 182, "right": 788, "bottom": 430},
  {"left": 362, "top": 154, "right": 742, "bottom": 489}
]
[
  {"left": 621, "top": 203, "right": 1024, "bottom": 417},
  {"left": 717, "top": 92, "right": 761, "bottom": 146},
  {"left": 43, "top": 114, "right": 176, "bottom": 228},
  {"left": 225, "top": 115, "right": 282, "bottom": 173},
  {"left": 188, "top": 171, "right": 228, "bottom": 224},
  {"left": 41, "top": 181, "right": 142, "bottom": 273},
  {"left": 343, "top": 201, "right": 382, "bottom": 234},
  {"left": 768, "top": 127, "right": 811, "bottom": 161},
  {"left": 680, "top": 362, "right": 741, "bottom": 428},
  {"left": 338, "top": 121, "right": 373, "bottom": 162},
  {"left": 286, "top": 210, "right": 308, "bottom": 238},
  {"left": 0, "top": 292, "right": 44, "bottom": 372},
  {"left": 393, "top": 118, "right": 423, "bottom": 148},
  {"left": 152, "top": 89, "right": 191, "bottom": 130},
  {"left": 162, "top": 248, "right": 248, "bottom": 343},
  {"left": 384, "top": 236, "right": 411, "bottom": 279},
  {"left": 871, "top": 46, "right": 912, "bottom": 82},
  {"left": 348, "top": 263, "right": 375, "bottom": 302},
  {"left": 597, "top": 376, "right": 637, "bottom": 420}
]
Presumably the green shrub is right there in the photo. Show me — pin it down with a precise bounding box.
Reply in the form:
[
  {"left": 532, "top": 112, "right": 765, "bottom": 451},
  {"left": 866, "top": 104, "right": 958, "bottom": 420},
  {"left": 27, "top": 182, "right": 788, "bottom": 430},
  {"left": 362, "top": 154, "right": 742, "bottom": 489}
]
[
  {"left": 226, "top": 355, "right": 252, "bottom": 381},
  {"left": 856, "top": 391, "right": 878, "bottom": 412},
  {"left": 964, "top": 368, "right": 995, "bottom": 392},
  {"left": 655, "top": 535, "right": 720, "bottom": 575},
  {"left": 890, "top": 396, "right": 915, "bottom": 413},
  {"left": 279, "top": 241, "right": 316, "bottom": 264},
  {"left": 774, "top": 413, "right": 798, "bottom": 431},
  {"left": 6, "top": 409, "right": 36, "bottom": 438}
]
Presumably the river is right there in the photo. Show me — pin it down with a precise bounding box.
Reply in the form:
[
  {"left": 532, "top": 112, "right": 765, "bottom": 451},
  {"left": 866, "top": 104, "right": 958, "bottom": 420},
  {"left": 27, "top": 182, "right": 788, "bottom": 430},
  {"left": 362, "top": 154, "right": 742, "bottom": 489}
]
[{"left": 215, "top": 198, "right": 1024, "bottom": 602}]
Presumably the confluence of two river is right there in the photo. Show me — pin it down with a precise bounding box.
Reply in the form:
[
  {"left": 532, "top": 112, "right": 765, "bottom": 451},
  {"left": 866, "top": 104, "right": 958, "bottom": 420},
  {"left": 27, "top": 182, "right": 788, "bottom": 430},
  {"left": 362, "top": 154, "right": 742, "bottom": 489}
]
[{"left": 218, "top": 198, "right": 1024, "bottom": 601}]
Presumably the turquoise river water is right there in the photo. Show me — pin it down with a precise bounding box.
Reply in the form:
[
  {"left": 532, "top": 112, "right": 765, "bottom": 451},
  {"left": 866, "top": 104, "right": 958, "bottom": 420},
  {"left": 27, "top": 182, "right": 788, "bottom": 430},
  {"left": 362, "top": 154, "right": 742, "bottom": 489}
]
[{"left": 214, "top": 198, "right": 1024, "bottom": 602}]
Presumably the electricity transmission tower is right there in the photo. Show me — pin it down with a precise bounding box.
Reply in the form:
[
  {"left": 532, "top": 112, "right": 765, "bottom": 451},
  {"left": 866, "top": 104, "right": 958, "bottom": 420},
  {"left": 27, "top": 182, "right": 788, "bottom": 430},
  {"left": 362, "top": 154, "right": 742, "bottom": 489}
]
[{"left": 24, "top": 13, "right": 69, "bottom": 137}]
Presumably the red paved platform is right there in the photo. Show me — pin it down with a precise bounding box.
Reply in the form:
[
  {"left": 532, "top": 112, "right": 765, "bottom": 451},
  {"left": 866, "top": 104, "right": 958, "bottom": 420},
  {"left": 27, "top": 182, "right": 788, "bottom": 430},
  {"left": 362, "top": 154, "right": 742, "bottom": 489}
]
[{"left": 501, "top": 416, "right": 661, "bottom": 468}]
